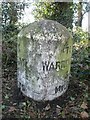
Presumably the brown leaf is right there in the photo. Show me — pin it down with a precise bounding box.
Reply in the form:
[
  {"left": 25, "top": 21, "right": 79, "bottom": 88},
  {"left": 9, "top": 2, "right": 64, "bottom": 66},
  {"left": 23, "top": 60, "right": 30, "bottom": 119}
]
[
  {"left": 81, "top": 102, "right": 88, "bottom": 109},
  {"left": 80, "top": 111, "right": 89, "bottom": 119},
  {"left": 29, "top": 111, "right": 36, "bottom": 118},
  {"left": 9, "top": 106, "right": 16, "bottom": 112}
]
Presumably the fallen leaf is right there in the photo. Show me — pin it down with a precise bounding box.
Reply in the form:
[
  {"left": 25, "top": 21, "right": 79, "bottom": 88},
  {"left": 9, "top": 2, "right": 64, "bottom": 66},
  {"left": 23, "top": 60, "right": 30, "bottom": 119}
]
[
  {"left": 56, "top": 105, "right": 61, "bottom": 115},
  {"left": 56, "top": 107, "right": 61, "bottom": 115},
  {"left": 29, "top": 111, "right": 36, "bottom": 118},
  {"left": 80, "top": 111, "right": 89, "bottom": 119},
  {"left": 44, "top": 104, "right": 50, "bottom": 111},
  {"left": 0, "top": 100, "right": 3, "bottom": 104},
  {"left": 6, "top": 86, "right": 11, "bottom": 90},
  {"left": 1, "top": 105, "right": 6, "bottom": 109},
  {"left": 81, "top": 102, "right": 88, "bottom": 109},
  {"left": 9, "top": 106, "right": 16, "bottom": 112},
  {"left": 13, "top": 103, "right": 17, "bottom": 105},
  {"left": 5, "top": 94, "right": 9, "bottom": 99},
  {"left": 22, "top": 102, "right": 26, "bottom": 106},
  {"left": 70, "top": 96, "right": 75, "bottom": 101},
  {"left": 61, "top": 111, "right": 65, "bottom": 118},
  {"left": 56, "top": 105, "right": 61, "bottom": 109},
  {"left": 42, "top": 112, "right": 45, "bottom": 117}
]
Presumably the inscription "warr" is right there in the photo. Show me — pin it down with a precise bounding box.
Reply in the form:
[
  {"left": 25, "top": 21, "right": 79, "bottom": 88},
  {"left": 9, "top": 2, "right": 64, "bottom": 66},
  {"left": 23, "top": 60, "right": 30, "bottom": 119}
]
[{"left": 42, "top": 60, "right": 68, "bottom": 72}]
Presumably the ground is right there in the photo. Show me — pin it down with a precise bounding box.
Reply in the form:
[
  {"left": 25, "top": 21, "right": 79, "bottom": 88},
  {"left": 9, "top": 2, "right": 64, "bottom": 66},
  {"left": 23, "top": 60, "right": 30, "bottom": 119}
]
[{"left": 2, "top": 61, "right": 89, "bottom": 119}]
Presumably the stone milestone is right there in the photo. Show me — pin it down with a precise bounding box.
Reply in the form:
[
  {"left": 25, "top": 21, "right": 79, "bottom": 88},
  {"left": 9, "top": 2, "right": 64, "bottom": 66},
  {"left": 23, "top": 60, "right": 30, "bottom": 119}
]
[{"left": 17, "top": 20, "right": 73, "bottom": 101}]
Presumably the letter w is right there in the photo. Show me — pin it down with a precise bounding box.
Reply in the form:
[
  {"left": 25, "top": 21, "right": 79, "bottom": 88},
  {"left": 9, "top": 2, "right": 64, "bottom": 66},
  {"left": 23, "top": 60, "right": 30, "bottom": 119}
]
[{"left": 42, "top": 61, "right": 49, "bottom": 71}]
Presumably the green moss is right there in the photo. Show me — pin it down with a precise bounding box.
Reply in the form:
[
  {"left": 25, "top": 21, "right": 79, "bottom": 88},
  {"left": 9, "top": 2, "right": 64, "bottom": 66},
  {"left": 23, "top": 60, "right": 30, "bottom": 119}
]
[
  {"left": 18, "top": 36, "right": 29, "bottom": 60},
  {"left": 18, "top": 36, "right": 29, "bottom": 80},
  {"left": 56, "top": 38, "right": 73, "bottom": 78}
]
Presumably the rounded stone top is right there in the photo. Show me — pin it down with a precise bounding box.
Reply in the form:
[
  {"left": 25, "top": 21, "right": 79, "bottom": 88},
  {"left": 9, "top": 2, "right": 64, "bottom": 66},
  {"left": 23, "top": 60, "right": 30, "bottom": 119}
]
[{"left": 18, "top": 19, "right": 72, "bottom": 42}]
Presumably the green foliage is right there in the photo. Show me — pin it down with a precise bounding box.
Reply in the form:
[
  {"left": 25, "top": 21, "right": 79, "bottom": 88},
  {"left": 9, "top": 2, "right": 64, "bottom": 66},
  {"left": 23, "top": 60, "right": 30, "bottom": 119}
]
[
  {"left": 2, "top": 2, "right": 28, "bottom": 68},
  {"left": 33, "top": 2, "right": 74, "bottom": 29},
  {"left": 2, "top": 2, "right": 27, "bottom": 39},
  {"left": 73, "top": 27, "right": 88, "bottom": 43},
  {"left": 2, "top": 2, "right": 26, "bottom": 25},
  {"left": 71, "top": 27, "right": 89, "bottom": 80}
]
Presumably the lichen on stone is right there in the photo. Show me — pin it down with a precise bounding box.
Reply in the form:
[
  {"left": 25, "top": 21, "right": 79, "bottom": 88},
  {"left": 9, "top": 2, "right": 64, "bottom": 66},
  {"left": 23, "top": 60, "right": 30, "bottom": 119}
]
[{"left": 17, "top": 19, "right": 73, "bottom": 101}]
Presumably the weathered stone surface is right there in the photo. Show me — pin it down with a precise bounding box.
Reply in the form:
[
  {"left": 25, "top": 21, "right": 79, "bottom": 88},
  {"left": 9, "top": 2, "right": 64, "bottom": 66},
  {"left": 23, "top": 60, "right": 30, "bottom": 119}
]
[{"left": 17, "top": 19, "right": 73, "bottom": 101}]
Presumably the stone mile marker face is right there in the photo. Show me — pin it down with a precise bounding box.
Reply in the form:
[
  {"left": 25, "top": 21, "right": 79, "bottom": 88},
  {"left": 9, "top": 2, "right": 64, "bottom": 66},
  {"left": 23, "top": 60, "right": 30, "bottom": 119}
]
[{"left": 17, "top": 20, "right": 73, "bottom": 101}]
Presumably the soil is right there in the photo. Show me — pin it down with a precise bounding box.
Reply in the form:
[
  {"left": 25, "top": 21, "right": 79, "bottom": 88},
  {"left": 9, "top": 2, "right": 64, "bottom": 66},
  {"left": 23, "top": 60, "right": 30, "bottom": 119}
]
[{"left": 2, "top": 62, "right": 89, "bottom": 119}]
